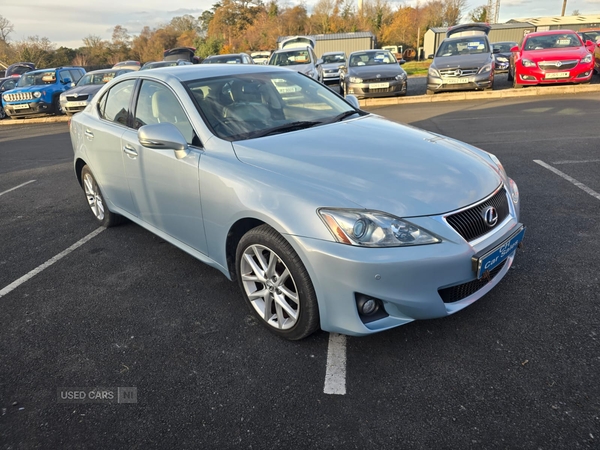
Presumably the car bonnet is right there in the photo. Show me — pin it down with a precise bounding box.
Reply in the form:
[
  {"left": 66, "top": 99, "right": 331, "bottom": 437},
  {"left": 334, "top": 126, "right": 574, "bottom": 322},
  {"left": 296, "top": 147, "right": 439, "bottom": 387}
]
[
  {"left": 231, "top": 115, "right": 502, "bottom": 217},
  {"left": 432, "top": 53, "right": 491, "bottom": 68}
]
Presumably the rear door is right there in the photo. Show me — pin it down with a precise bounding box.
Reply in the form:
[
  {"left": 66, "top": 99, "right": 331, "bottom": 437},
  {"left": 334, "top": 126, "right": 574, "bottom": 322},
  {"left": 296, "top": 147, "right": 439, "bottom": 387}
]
[{"left": 82, "top": 78, "right": 137, "bottom": 214}]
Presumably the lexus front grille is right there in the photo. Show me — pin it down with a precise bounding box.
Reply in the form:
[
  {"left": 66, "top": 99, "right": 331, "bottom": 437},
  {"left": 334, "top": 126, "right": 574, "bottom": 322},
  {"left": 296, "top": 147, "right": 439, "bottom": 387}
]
[{"left": 445, "top": 187, "right": 510, "bottom": 242}]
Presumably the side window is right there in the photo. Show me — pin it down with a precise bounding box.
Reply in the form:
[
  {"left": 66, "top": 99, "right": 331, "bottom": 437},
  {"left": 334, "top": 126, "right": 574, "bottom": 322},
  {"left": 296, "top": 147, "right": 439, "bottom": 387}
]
[
  {"left": 133, "top": 80, "right": 196, "bottom": 145},
  {"left": 100, "top": 79, "right": 136, "bottom": 126},
  {"left": 69, "top": 69, "right": 83, "bottom": 83},
  {"left": 2, "top": 79, "right": 17, "bottom": 91},
  {"left": 59, "top": 70, "right": 72, "bottom": 83}
]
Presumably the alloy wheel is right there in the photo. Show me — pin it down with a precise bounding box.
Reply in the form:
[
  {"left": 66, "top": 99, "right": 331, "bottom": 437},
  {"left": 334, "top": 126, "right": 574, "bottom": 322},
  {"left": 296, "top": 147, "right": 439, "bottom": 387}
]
[
  {"left": 240, "top": 244, "right": 299, "bottom": 330},
  {"left": 83, "top": 173, "right": 105, "bottom": 221}
]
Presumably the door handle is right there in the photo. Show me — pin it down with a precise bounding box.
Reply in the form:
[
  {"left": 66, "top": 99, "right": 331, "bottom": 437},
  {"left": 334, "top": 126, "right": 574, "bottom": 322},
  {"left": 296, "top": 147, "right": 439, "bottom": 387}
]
[
  {"left": 84, "top": 129, "right": 94, "bottom": 139},
  {"left": 123, "top": 145, "right": 138, "bottom": 157}
]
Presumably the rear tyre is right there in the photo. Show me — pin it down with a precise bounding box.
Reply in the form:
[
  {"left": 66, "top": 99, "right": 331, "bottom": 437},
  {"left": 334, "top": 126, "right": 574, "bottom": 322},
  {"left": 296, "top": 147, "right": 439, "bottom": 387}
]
[
  {"left": 236, "top": 224, "right": 320, "bottom": 340},
  {"left": 507, "top": 69, "right": 513, "bottom": 82},
  {"left": 80, "top": 165, "right": 125, "bottom": 227}
]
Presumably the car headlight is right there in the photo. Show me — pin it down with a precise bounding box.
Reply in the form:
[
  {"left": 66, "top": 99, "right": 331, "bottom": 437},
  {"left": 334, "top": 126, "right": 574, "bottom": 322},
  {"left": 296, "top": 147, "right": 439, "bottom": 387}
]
[
  {"left": 33, "top": 91, "right": 42, "bottom": 98},
  {"left": 496, "top": 56, "right": 508, "bottom": 63},
  {"left": 582, "top": 54, "right": 592, "bottom": 64},
  {"left": 349, "top": 77, "right": 363, "bottom": 83},
  {"left": 488, "top": 153, "right": 507, "bottom": 179},
  {"left": 318, "top": 209, "right": 441, "bottom": 247},
  {"left": 508, "top": 178, "right": 519, "bottom": 204},
  {"left": 521, "top": 58, "right": 536, "bottom": 68},
  {"left": 478, "top": 63, "right": 493, "bottom": 74},
  {"left": 395, "top": 73, "right": 407, "bottom": 81},
  {"left": 428, "top": 67, "right": 440, "bottom": 77}
]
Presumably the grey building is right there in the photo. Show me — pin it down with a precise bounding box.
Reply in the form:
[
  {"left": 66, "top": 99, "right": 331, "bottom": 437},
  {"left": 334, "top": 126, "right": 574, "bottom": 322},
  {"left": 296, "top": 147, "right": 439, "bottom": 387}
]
[
  {"left": 277, "top": 32, "right": 376, "bottom": 58},
  {"left": 423, "top": 22, "right": 535, "bottom": 57},
  {"left": 507, "top": 14, "right": 600, "bottom": 32}
]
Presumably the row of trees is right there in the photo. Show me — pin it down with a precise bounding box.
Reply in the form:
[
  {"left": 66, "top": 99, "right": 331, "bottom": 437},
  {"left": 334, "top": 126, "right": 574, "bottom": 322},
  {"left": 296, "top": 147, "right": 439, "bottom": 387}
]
[{"left": 1, "top": 0, "right": 479, "bottom": 70}]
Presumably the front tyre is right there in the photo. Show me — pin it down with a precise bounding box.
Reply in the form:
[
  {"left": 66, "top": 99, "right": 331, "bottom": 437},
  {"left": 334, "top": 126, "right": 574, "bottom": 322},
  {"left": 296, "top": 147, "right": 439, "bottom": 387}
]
[
  {"left": 81, "top": 165, "right": 124, "bottom": 227},
  {"left": 236, "top": 225, "right": 320, "bottom": 340},
  {"left": 53, "top": 96, "right": 63, "bottom": 115}
]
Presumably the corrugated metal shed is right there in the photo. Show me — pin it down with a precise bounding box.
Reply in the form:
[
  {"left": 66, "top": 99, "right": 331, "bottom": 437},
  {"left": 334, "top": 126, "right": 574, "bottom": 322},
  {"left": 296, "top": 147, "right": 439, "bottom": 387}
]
[
  {"left": 277, "top": 32, "right": 376, "bottom": 57},
  {"left": 423, "top": 23, "right": 535, "bottom": 57}
]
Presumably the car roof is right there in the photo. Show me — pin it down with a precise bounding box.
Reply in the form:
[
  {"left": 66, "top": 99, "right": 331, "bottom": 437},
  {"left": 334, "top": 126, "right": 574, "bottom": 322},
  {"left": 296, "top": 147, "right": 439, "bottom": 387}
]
[
  {"left": 113, "top": 64, "right": 289, "bottom": 84},
  {"left": 26, "top": 67, "right": 82, "bottom": 74},
  {"left": 322, "top": 51, "right": 345, "bottom": 55},
  {"left": 524, "top": 29, "right": 578, "bottom": 38},
  {"left": 349, "top": 49, "right": 391, "bottom": 55},
  {"left": 85, "top": 68, "right": 126, "bottom": 75}
]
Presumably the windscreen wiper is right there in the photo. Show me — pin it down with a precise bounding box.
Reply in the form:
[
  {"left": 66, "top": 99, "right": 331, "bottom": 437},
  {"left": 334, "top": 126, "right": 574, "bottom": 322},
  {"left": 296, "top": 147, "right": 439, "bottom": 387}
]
[
  {"left": 324, "top": 110, "right": 360, "bottom": 124},
  {"left": 249, "top": 121, "right": 322, "bottom": 138}
]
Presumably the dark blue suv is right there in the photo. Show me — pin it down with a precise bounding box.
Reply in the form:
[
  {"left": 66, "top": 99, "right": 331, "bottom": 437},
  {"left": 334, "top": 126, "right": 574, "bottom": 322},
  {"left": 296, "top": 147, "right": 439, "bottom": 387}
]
[{"left": 1, "top": 67, "right": 85, "bottom": 118}]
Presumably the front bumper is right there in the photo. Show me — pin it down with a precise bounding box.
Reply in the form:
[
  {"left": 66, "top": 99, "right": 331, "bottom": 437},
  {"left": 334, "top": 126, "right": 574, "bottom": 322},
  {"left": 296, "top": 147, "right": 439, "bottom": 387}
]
[
  {"left": 427, "top": 72, "right": 493, "bottom": 93},
  {"left": 515, "top": 63, "right": 593, "bottom": 86},
  {"left": 345, "top": 79, "right": 407, "bottom": 98},
  {"left": 3, "top": 100, "right": 53, "bottom": 117},
  {"left": 323, "top": 72, "right": 341, "bottom": 84},
  {"left": 494, "top": 61, "right": 510, "bottom": 73},
  {"left": 61, "top": 99, "right": 90, "bottom": 115},
  {"left": 287, "top": 185, "right": 523, "bottom": 336}
]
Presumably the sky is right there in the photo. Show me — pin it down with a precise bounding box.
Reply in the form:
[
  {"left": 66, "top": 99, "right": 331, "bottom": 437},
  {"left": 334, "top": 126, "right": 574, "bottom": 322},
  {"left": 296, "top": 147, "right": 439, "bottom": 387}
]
[{"left": 3, "top": 0, "right": 600, "bottom": 49}]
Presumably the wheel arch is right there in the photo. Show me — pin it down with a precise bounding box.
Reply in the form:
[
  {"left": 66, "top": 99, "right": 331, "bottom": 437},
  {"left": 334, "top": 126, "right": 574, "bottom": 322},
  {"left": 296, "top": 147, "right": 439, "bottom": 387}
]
[
  {"left": 225, "top": 217, "right": 266, "bottom": 279},
  {"left": 75, "top": 157, "right": 87, "bottom": 187}
]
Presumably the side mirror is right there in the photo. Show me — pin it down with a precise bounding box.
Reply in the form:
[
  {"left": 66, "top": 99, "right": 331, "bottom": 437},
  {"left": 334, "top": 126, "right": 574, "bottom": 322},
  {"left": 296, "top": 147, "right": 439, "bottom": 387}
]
[
  {"left": 586, "top": 40, "right": 594, "bottom": 47},
  {"left": 398, "top": 59, "right": 406, "bottom": 65},
  {"left": 427, "top": 54, "right": 434, "bottom": 60},
  {"left": 344, "top": 95, "right": 360, "bottom": 109},
  {"left": 492, "top": 48, "right": 500, "bottom": 54},
  {"left": 62, "top": 78, "right": 72, "bottom": 84},
  {"left": 138, "top": 123, "right": 189, "bottom": 160},
  {"left": 316, "top": 58, "right": 323, "bottom": 66},
  {"left": 510, "top": 45, "right": 519, "bottom": 52}
]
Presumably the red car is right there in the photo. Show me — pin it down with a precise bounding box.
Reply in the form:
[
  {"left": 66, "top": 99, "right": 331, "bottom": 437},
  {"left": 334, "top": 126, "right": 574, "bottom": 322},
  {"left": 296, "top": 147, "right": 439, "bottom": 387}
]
[{"left": 508, "top": 30, "right": 594, "bottom": 88}]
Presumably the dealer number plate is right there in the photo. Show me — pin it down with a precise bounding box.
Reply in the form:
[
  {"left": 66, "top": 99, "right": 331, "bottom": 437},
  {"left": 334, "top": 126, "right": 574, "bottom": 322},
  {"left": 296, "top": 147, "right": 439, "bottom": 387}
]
[
  {"left": 369, "top": 82, "right": 389, "bottom": 89},
  {"left": 473, "top": 226, "right": 526, "bottom": 279},
  {"left": 69, "top": 101, "right": 88, "bottom": 107},
  {"left": 12, "top": 104, "right": 30, "bottom": 110},
  {"left": 443, "top": 78, "right": 469, "bottom": 84},
  {"left": 545, "top": 72, "right": 570, "bottom": 79}
]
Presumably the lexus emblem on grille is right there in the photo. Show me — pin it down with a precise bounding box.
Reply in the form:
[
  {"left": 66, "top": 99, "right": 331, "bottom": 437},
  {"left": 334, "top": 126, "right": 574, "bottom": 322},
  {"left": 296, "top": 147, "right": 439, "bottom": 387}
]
[
  {"left": 73, "top": 93, "right": 78, "bottom": 98},
  {"left": 483, "top": 206, "right": 498, "bottom": 227},
  {"left": 554, "top": 61, "right": 562, "bottom": 67},
  {"left": 376, "top": 74, "right": 381, "bottom": 78}
]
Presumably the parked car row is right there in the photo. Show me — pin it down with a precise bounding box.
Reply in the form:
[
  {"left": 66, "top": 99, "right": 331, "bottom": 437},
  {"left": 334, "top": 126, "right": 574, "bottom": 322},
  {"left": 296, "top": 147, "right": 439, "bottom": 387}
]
[{"left": 427, "top": 23, "right": 600, "bottom": 95}]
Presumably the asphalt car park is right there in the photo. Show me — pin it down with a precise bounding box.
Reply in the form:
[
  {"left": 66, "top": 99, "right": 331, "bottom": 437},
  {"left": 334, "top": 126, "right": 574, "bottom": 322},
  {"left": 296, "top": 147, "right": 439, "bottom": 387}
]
[{"left": 1, "top": 94, "right": 599, "bottom": 448}]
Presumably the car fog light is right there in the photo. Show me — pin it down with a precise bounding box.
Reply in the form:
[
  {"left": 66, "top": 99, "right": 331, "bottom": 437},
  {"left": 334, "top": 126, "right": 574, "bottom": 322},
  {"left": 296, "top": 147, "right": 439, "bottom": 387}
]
[{"left": 358, "top": 298, "right": 377, "bottom": 315}]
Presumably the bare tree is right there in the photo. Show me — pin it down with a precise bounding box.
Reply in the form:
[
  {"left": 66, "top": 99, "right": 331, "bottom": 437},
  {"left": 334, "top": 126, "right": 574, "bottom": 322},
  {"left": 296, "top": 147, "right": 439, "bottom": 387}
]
[{"left": 0, "top": 15, "right": 14, "bottom": 41}]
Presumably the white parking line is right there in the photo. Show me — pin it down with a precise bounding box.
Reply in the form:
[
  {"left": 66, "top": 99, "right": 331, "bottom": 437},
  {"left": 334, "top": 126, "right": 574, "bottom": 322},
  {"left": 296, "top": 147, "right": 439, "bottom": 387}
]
[
  {"left": 0, "top": 228, "right": 104, "bottom": 299},
  {"left": 534, "top": 160, "right": 600, "bottom": 201},
  {"left": 0, "top": 180, "right": 36, "bottom": 197},
  {"left": 323, "top": 333, "right": 347, "bottom": 395},
  {"left": 552, "top": 159, "right": 600, "bottom": 165}
]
